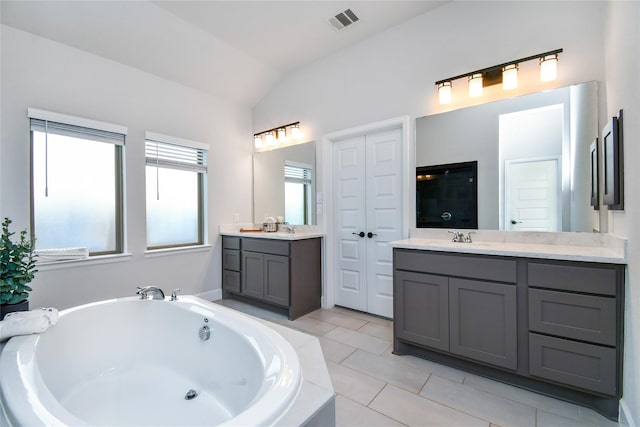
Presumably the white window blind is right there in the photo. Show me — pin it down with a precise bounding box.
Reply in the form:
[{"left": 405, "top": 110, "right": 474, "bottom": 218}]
[
  {"left": 30, "top": 118, "right": 125, "bottom": 146},
  {"left": 284, "top": 164, "right": 312, "bottom": 184},
  {"left": 145, "top": 139, "right": 208, "bottom": 173}
]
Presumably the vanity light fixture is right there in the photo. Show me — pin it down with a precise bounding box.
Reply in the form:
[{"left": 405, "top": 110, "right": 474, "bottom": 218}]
[
  {"left": 502, "top": 63, "right": 518, "bottom": 90},
  {"left": 438, "top": 81, "right": 452, "bottom": 104},
  {"left": 540, "top": 53, "right": 559, "bottom": 82},
  {"left": 253, "top": 121, "right": 301, "bottom": 150},
  {"left": 468, "top": 73, "right": 483, "bottom": 97},
  {"left": 435, "top": 48, "right": 562, "bottom": 104}
]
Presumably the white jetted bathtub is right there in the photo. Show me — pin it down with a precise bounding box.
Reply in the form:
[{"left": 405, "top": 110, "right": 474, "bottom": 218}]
[{"left": 0, "top": 295, "right": 302, "bottom": 426}]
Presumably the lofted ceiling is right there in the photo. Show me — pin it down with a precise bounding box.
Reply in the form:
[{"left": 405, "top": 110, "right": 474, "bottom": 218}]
[{"left": 1, "top": 0, "right": 445, "bottom": 107}]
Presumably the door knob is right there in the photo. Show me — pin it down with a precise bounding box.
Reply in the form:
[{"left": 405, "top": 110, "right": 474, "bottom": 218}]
[
  {"left": 367, "top": 232, "right": 377, "bottom": 238},
  {"left": 352, "top": 231, "right": 365, "bottom": 238},
  {"left": 511, "top": 219, "right": 523, "bottom": 224}
]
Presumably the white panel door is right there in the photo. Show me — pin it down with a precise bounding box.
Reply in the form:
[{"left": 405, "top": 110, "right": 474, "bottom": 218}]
[
  {"left": 333, "top": 128, "right": 402, "bottom": 318},
  {"left": 365, "top": 129, "right": 402, "bottom": 317},
  {"left": 333, "top": 135, "right": 368, "bottom": 312},
  {"left": 505, "top": 157, "right": 560, "bottom": 231}
]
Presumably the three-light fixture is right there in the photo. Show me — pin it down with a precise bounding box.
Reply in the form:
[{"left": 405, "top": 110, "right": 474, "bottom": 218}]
[
  {"left": 254, "top": 122, "right": 301, "bottom": 149},
  {"left": 436, "top": 49, "right": 563, "bottom": 105}
]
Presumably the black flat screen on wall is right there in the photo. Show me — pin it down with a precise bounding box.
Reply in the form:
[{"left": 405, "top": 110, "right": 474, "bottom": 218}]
[{"left": 416, "top": 161, "right": 478, "bottom": 229}]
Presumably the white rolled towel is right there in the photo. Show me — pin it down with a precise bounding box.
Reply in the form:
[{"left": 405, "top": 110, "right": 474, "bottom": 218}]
[{"left": 0, "top": 308, "right": 59, "bottom": 342}]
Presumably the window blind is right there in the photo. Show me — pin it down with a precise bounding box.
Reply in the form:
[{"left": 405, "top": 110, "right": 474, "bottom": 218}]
[
  {"left": 284, "top": 164, "right": 312, "bottom": 184},
  {"left": 30, "top": 118, "right": 125, "bottom": 145},
  {"left": 145, "top": 139, "right": 208, "bottom": 173}
]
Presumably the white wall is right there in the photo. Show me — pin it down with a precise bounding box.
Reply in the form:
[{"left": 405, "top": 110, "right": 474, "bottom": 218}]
[
  {"left": 0, "top": 26, "right": 254, "bottom": 309},
  {"left": 604, "top": 2, "right": 640, "bottom": 426},
  {"left": 253, "top": 0, "right": 640, "bottom": 423}
]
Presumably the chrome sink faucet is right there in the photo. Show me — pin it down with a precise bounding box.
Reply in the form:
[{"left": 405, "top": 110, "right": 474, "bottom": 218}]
[
  {"left": 136, "top": 286, "right": 165, "bottom": 300},
  {"left": 282, "top": 225, "right": 296, "bottom": 234},
  {"left": 448, "top": 231, "right": 475, "bottom": 243}
]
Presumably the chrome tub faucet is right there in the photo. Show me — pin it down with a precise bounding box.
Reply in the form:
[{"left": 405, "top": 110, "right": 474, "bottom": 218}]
[{"left": 136, "top": 286, "right": 165, "bottom": 300}]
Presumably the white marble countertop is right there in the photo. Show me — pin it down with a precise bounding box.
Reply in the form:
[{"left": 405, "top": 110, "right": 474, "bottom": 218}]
[
  {"left": 219, "top": 224, "right": 324, "bottom": 241},
  {"left": 390, "top": 229, "right": 627, "bottom": 264}
]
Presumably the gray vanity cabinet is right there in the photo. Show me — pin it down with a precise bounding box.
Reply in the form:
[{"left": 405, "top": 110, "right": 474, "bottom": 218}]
[
  {"left": 222, "top": 235, "right": 322, "bottom": 320},
  {"left": 393, "top": 250, "right": 518, "bottom": 370},
  {"left": 394, "top": 270, "right": 449, "bottom": 351},
  {"left": 393, "top": 248, "right": 625, "bottom": 419},
  {"left": 449, "top": 278, "right": 517, "bottom": 370},
  {"left": 242, "top": 251, "right": 290, "bottom": 306}
]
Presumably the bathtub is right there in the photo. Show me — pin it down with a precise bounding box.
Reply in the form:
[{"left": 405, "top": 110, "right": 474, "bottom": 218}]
[{"left": 0, "top": 295, "right": 302, "bottom": 426}]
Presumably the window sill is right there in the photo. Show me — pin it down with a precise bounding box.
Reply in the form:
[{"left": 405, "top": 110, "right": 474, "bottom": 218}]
[
  {"left": 37, "top": 253, "right": 133, "bottom": 271},
  {"left": 144, "top": 244, "right": 212, "bottom": 258}
]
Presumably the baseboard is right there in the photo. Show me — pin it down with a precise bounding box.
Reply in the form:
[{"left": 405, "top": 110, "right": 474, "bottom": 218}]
[
  {"left": 620, "top": 399, "right": 637, "bottom": 427},
  {"left": 196, "top": 289, "right": 222, "bottom": 302}
]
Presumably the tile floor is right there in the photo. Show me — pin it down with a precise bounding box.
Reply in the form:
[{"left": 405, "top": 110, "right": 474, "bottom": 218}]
[{"left": 216, "top": 299, "right": 619, "bottom": 427}]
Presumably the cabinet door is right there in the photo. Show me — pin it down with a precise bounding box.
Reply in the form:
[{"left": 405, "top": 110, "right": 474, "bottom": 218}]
[
  {"left": 394, "top": 270, "right": 449, "bottom": 352},
  {"left": 264, "top": 254, "right": 290, "bottom": 307},
  {"left": 222, "top": 270, "right": 241, "bottom": 293},
  {"left": 449, "top": 278, "right": 517, "bottom": 370},
  {"left": 242, "top": 251, "right": 264, "bottom": 300}
]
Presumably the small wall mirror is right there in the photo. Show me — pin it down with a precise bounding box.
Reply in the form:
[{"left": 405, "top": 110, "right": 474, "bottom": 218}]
[
  {"left": 253, "top": 141, "right": 316, "bottom": 225},
  {"left": 416, "top": 81, "right": 599, "bottom": 232}
]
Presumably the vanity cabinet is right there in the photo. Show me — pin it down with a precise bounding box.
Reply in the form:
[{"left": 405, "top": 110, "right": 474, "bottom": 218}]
[
  {"left": 222, "top": 236, "right": 321, "bottom": 320},
  {"left": 393, "top": 248, "right": 625, "bottom": 419},
  {"left": 394, "top": 250, "right": 517, "bottom": 370}
]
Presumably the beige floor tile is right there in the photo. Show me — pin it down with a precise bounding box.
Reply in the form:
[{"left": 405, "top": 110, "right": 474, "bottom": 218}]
[
  {"left": 381, "top": 348, "right": 466, "bottom": 383},
  {"left": 342, "top": 349, "right": 430, "bottom": 394},
  {"left": 332, "top": 306, "right": 393, "bottom": 326},
  {"left": 287, "top": 314, "right": 337, "bottom": 336},
  {"left": 358, "top": 322, "right": 393, "bottom": 340},
  {"left": 370, "top": 384, "right": 489, "bottom": 427},
  {"left": 578, "top": 407, "right": 620, "bottom": 427},
  {"left": 335, "top": 394, "right": 404, "bottom": 427},
  {"left": 307, "top": 309, "right": 369, "bottom": 330},
  {"left": 537, "top": 410, "right": 594, "bottom": 427},
  {"left": 327, "top": 361, "right": 386, "bottom": 406},
  {"left": 325, "top": 327, "right": 391, "bottom": 355},
  {"left": 463, "top": 373, "right": 580, "bottom": 420},
  {"left": 420, "top": 375, "right": 536, "bottom": 427},
  {"left": 319, "top": 337, "right": 357, "bottom": 363}
]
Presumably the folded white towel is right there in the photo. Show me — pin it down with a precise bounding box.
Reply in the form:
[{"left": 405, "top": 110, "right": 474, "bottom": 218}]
[
  {"left": 0, "top": 308, "right": 59, "bottom": 342},
  {"left": 35, "top": 247, "right": 89, "bottom": 261}
]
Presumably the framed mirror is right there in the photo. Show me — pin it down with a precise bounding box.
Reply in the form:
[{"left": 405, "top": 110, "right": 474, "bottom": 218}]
[
  {"left": 253, "top": 141, "right": 316, "bottom": 225},
  {"left": 416, "top": 81, "right": 599, "bottom": 232}
]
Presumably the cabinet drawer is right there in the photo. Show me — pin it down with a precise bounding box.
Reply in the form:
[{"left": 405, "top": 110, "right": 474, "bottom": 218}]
[
  {"left": 222, "top": 270, "right": 240, "bottom": 293},
  {"left": 222, "top": 236, "right": 240, "bottom": 250},
  {"left": 527, "top": 262, "right": 617, "bottom": 296},
  {"left": 242, "top": 238, "right": 290, "bottom": 256},
  {"left": 394, "top": 249, "right": 516, "bottom": 283},
  {"left": 529, "top": 289, "right": 616, "bottom": 346},
  {"left": 223, "top": 249, "right": 240, "bottom": 271},
  {"left": 529, "top": 333, "right": 617, "bottom": 396}
]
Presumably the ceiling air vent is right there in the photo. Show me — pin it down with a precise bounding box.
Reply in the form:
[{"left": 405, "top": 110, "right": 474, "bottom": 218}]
[{"left": 328, "top": 9, "right": 359, "bottom": 31}]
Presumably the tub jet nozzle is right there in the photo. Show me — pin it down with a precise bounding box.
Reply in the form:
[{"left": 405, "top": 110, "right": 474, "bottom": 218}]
[{"left": 185, "top": 389, "right": 198, "bottom": 400}]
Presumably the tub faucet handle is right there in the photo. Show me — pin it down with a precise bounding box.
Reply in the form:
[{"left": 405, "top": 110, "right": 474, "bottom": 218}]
[
  {"left": 171, "top": 288, "right": 181, "bottom": 301},
  {"left": 136, "top": 286, "right": 165, "bottom": 300}
]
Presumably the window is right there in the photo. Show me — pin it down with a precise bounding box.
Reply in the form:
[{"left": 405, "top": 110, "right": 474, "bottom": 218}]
[
  {"left": 29, "top": 109, "right": 126, "bottom": 255},
  {"left": 145, "top": 132, "right": 208, "bottom": 249},
  {"left": 284, "top": 162, "right": 312, "bottom": 225}
]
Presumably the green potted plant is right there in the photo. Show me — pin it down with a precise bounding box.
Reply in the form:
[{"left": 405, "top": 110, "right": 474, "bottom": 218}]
[{"left": 0, "top": 218, "right": 37, "bottom": 320}]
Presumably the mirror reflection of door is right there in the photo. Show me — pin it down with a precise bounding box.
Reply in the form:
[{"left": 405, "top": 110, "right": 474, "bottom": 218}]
[
  {"left": 499, "top": 104, "right": 564, "bottom": 231},
  {"left": 504, "top": 157, "right": 561, "bottom": 231},
  {"left": 284, "top": 161, "right": 312, "bottom": 225}
]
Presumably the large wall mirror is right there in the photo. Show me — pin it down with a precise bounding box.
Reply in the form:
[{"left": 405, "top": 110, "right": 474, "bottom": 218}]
[
  {"left": 253, "top": 141, "right": 316, "bottom": 225},
  {"left": 416, "top": 81, "right": 599, "bottom": 232}
]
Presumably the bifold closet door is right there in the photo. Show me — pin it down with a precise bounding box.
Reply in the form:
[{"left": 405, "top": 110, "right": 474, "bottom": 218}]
[{"left": 333, "top": 128, "right": 402, "bottom": 318}]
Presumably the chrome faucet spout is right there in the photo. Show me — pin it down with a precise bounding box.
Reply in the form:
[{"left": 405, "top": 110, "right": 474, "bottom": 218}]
[{"left": 136, "top": 286, "right": 165, "bottom": 300}]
